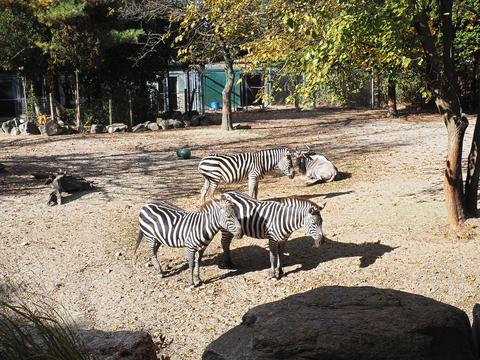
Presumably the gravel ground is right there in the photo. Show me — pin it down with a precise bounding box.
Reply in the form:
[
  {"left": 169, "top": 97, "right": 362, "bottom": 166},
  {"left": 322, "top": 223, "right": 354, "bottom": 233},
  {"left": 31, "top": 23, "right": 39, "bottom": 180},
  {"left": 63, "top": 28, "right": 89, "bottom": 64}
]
[{"left": 1, "top": 107, "right": 479, "bottom": 359}]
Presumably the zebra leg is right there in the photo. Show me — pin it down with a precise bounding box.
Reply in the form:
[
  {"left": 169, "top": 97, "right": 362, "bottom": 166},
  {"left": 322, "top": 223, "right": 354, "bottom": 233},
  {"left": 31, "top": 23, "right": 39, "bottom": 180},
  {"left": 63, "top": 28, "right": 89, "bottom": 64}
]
[
  {"left": 278, "top": 240, "right": 287, "bottom": 277},
  {"left": 193, "top": 249, "right": 205, "bottom": 286},
  {"left": 187, "top": 249, "right": 195, "bottom": 288},
  {"left": 149, "top": 240, "right": 164, "bottom": 277},
  {"left": 267, "top": 238, "right": 280, "bottom": 280},
  {"left": 200, "top": 179, "right": 210, "bottom": 204},
  {"left": 248, "top": 176, "right": 258, "bottom": 199},
  {"left": 220, "top": 230, "right": 235, "bottom": 269}
]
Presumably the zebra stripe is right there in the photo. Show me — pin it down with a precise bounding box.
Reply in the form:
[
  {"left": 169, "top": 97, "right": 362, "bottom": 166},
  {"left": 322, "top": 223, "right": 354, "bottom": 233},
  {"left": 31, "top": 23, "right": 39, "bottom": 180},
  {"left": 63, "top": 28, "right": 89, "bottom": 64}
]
[
  {"left": 220, "top": 191, "right": 325, "bottom": 279},
  {"left": 136, "top": 197, "right": 241, "bottom": 287},
  {"left": 198, "top": 148, "right": 295, "bottom": 202}
]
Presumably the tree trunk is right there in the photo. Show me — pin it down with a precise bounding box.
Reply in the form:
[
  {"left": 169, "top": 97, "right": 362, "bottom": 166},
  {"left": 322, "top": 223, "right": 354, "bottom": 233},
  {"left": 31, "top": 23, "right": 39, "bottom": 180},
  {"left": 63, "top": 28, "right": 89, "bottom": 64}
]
[
  {"left": 387, "top": 77, "right": 398, "bottom": 117},
  {"left": 75, "top": 70, "right": 81, "bottom": 131},
  {"left": 222, "top": 55, "right": 234, "bottom": 131},
  {"left": 445, "top": 118, "right": 468, "bottom": 225},
  {"left": 413, "top": 2, "right": 467, "bottom": 226},
  {"left": 376, "top": 76, "right": 382, "bottom": 108},
  {"left": 465, "top": 52, "right": 480, "bottom": 216}
]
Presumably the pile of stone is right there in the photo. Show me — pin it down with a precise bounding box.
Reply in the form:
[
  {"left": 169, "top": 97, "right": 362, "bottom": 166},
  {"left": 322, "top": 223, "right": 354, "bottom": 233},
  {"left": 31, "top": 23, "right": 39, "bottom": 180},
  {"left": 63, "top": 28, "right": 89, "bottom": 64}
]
[
  {"left": 0, "top": 117, "right": 80, "bottom": 137},
  {"left": 99, "top": 111, "right": 216, "bottom": 134},
  {"left": 1, "top": 117, "right": 41, "bottom": 136}
]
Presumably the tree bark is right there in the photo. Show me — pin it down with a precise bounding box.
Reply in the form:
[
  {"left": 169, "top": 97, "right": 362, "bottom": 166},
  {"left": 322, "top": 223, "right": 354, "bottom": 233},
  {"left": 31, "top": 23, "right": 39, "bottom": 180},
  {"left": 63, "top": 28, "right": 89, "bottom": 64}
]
[
  {"left": 75, "top": 69, "right": 81, "bottom": 131},
  {"left": 376, "top": 76, "right": 382, "bottom": 108},
  {"left": 221, "top": 53, "right": 234, "bottom": 131},
  {"left": 465, "top": 52, "right": 480, "bottom": 216},
  {"left": 445, "top": 117, "right": 468, "bottom": 225},
  {"left": 387, "top": 77, "right": 398, "bottom": 117},
  {"left": 413, "top": 2, "right": 467, "bottom": 226}
]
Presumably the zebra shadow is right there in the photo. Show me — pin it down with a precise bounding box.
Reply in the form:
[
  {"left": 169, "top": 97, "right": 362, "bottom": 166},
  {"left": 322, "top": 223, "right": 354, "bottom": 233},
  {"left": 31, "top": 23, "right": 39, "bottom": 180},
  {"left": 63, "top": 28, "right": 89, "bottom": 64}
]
[{"left": 203, "top": 237, "right": 397, "bottom": 283}]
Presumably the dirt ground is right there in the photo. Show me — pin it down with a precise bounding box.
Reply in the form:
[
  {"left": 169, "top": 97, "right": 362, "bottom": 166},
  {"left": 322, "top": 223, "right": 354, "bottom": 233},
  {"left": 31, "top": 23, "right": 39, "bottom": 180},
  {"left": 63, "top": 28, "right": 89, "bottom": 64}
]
[{"left": 1, "top": 107, "right": 480, "bottom": 359}]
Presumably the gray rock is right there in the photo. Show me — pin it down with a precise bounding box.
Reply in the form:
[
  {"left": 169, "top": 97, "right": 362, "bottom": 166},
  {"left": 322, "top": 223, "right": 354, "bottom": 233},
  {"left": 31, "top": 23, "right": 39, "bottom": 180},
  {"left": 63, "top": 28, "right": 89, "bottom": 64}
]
[
  {"left": 132, "top": 123, "right": 147, "bottom": 133},
  {"left": 203, "top": 286, "right": 476, "bottom": 360},
  {"left": 107, "top": 123, "right": 128, "bottom": 133},
  {"left": 190, "top": 115, "right": 201, "bottom": 126},
  {"left": 2, "top": 118, "right": 19, "bottom": 134},
  {"left": 147, "top": 122, "right": 159, "bottom": 131},
  {"left": 472, "top": 304, "right": 480, "bottom": 355},
  {"left": 19, "top": 121, "right": 41, "bottom": 135},
  {"left": 10, "top": 127, "right": 21, "bottom": 136},
  {"left": 156, "top": 119, "right": 170, "bottom": 130},
  {"left": 183, "top": 120, "right": 192, "bottom": 128},
  {"left": 79, "top": 329, "right": 159, "bottom": 360},
  {"left": 45, "top": 120, "right": 64, "bottom": 136},
  {"left": 169, "top": 119, "right": 184, "bottom": 128},
  {"left": 90, "top": 124, "right": 105, "bottom": 134}
]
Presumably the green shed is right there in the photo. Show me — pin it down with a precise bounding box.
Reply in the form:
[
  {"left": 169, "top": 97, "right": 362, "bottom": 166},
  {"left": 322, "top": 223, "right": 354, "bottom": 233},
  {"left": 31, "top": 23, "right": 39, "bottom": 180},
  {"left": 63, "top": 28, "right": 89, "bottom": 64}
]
[{"left": 203, "top": 68, "right": 242, "bottom": 110}]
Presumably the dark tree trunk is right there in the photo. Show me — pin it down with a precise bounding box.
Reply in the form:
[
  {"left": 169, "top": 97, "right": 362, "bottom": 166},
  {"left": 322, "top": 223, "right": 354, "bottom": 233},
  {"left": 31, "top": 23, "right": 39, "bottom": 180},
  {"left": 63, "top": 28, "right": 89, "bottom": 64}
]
[
  {"left": 387, "top": 77, "right": 398, "bottom": 117},
  {"left": 465, "top": 52, "right": 480, "bottom": 216},
  {"left": 413, "top": 1, "right": 468, "bottom": 226},
  {"left": 222, "top": 52, "right": 234, "bottom": 131}
]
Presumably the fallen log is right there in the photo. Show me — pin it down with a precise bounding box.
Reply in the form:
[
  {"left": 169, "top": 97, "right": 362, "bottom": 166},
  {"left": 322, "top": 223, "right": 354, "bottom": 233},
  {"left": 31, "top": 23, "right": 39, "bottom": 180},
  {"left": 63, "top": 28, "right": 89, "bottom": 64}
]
[
  {"left": 32, "top": 170, "right": 94, "bottom": 205},
  {"left": 47, "top": 172, "right": 94, "bottom": 205}
]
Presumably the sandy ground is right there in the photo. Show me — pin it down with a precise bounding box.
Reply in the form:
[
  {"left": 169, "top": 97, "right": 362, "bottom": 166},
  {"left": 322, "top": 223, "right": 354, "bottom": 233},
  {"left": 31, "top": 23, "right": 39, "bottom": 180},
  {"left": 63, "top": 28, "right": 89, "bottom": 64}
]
[{"left": 1, "top": 107, "right": 480, "bottom": 359}]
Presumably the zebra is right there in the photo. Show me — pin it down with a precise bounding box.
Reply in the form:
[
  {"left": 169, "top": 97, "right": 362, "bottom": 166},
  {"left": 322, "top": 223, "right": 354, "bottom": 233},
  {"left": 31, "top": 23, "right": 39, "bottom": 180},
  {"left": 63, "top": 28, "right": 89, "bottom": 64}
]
[
  {"left": 220, "top": 191, "right": 325, "bottom": 280},
  {"left": 135, "top": 195, "right": 242, "bottom": 287},
  {"left": 198, "top": 148, "right": 296, "bottom": 203}
]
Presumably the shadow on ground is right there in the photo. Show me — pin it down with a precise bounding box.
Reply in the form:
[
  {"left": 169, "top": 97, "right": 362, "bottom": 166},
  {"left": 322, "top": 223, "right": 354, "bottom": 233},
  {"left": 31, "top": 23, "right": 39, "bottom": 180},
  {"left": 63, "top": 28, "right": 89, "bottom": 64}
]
[{"left": 156, "top": 237, "right": 396, "bottom": 282}]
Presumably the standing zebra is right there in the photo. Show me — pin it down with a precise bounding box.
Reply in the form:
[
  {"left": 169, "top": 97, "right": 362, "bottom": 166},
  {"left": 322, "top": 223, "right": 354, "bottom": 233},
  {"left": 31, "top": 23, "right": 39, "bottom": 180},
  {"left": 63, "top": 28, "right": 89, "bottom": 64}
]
[
  {"left": 135, "top": 195, "right": 242, "bottom": 287},
  {"left": 198, "top": 148, "right": 296, "bottom": 203},
  {"left": 220, "top": 191, "right": 325, "bottom": 279}
]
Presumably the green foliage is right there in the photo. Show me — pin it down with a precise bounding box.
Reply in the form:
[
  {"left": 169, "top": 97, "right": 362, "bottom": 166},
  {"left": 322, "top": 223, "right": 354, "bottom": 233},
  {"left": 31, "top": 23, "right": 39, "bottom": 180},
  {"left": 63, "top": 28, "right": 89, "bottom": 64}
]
[
  {"left": 0, "top": 2, "right": 45, "bottom": 72},
  {"left": 247, "top": 0, "right": 423, "bottom": 104},
  {"left": 108, "top": 29, "right": 144, "bottom": 44}
]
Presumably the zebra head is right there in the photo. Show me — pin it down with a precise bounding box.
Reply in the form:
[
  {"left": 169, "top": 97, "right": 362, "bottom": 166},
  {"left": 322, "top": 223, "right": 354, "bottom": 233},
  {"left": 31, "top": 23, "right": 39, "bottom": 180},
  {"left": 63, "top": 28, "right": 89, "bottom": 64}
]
[
  {"left": 304, "top": 203, "right": 325, "bottom": 247},
  {"left": 277, "top": 149, "right": 296, "bottom": 179},
  {"left": 216, "top": 195, "right": 242, "bottom": 239}
]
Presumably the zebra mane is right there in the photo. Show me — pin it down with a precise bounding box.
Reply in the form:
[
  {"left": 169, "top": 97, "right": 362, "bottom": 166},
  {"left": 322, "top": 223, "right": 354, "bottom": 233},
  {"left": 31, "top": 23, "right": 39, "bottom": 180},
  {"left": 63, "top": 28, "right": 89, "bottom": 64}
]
[
  {"left": 207, "top": 147, "right": 290, "bottom": 157},
  {"left": 199, "top": 197, "right": 228, "bottom": 212},
  {"left": 277, "top": 196, "right": 319, "bottom": 207}
]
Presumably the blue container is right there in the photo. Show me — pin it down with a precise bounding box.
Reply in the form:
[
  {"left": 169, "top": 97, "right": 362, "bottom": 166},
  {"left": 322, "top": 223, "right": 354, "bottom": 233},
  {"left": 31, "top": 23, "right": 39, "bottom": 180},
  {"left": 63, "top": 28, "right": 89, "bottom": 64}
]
[{"left": 210, "top": 101, "right": 220, "bottom": 110}]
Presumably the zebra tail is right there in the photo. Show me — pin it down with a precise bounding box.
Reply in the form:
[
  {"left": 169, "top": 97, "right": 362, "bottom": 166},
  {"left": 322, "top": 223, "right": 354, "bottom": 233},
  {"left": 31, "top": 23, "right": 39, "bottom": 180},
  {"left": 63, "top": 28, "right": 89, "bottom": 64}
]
[{"left": 134, "top": 230, "right": 143, "bottom": 254}]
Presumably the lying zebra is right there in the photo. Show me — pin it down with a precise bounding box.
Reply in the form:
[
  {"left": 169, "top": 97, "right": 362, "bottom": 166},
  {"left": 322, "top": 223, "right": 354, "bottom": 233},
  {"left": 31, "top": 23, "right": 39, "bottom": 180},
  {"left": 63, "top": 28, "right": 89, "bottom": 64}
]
[
  {"left": 135, "top": 195, "right": 242, "bottom": 287},
  {"left": 198, "top": 148, "right": 296, "bottom": 203},
  {"left": 221, "top": 191, "right": 325, "bottom": 279}
]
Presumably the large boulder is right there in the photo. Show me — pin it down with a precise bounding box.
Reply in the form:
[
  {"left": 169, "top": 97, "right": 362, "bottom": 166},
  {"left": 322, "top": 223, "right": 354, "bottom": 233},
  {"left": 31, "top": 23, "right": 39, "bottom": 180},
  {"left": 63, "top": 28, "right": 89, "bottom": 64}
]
[
  {"left": 203, "top": 286, "right": 476, "bottom": 360},
  {"left": 132, "top": 123, "right": 148, "bottom": 133},
  {"left": 156, "top": 119, "right": 184, "bottom": 130},
  {"left": 147, "top": 122, "right": 159, "bottom": 131},
  {"left": 90, "top": 124, "right": 105, "bottom": 134},
  {"left": 45, "top": 120, "right": 64, "bottom": 136},
  {"left": 10, "top": 127, "right": 20, "bottom": 136},
  {"left": 19, "top": 121, "right": 41, "bottom": 135},
  {"left": 79, "top": 329, "right": 158, "bottom": 360},
  {"left": 107, "top": 123, "right": 128, "bottom": 133},
  {"left": 2, "top": 118, "right": 19, "bottom": 134}
]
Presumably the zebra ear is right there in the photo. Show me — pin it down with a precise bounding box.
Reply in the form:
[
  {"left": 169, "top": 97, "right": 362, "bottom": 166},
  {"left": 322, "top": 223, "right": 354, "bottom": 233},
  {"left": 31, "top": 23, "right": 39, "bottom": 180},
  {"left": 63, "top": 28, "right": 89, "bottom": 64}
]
[
  {"left": 308, "top": 206, "right": 319, "bottom": 215},
  {"left": 318, "top": 203, "right": 326, "bottom": 210},
  {"left": 219, "top": 193, "right": 234, "bottom": 204}
]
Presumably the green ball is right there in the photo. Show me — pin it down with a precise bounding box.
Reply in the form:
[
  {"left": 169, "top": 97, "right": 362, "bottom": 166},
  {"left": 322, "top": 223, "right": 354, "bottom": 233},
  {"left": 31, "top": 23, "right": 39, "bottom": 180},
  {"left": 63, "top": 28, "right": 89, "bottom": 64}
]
[{"left": 176, "top": 147, "right": 191, "bottom": 159}]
